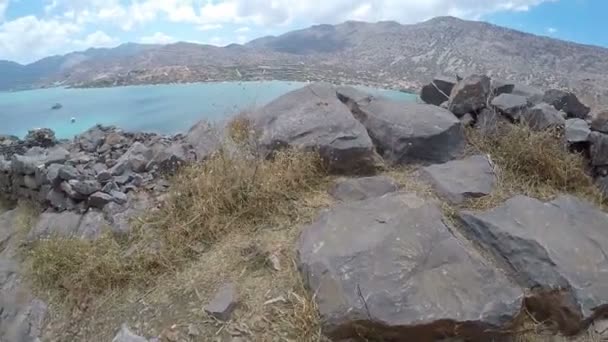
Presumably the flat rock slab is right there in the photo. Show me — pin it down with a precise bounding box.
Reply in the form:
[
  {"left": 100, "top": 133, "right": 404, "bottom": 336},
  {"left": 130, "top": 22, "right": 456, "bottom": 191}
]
[
  {"left": 112, "top": 324, "right": 149, "bottom": 342},
  {"left": 421, "top": 155, "right": 496, "bottom": 204},
  {"left": 205, "top": 282, "right": 238, "bottom": 321},
  {"left": 328, "top": 176, "right": 399, "bottom": 201},
  {"left": 459, "top": 195, "right": 608, "bottom": 334},
  {"left": 251, "top": 83, "right": 380, "bottom": 174},
  {"left": 522, "top": 103, "right": 565, "bottom": 131},
  {"left": 338, "top": 91, "right": 465, "bottom": 165},
  {"left": 491, "top": 94, "right": 528, "bottom": 120},
  {"left": 297, "top": 192, "right": 523, "bottom": 341},
  {"left": 565, "top": 118, "right": 591, "bottom": 143}
]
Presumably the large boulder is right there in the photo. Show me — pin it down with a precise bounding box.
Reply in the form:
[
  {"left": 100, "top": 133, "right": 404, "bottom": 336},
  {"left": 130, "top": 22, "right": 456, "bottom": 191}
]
[
  {"left": 421, "top": 155, "right": 496, "bottom": 204},
  {"left": 459, "top": 195, "right": 608, "bottom": 334},
  {"left": 511, "top": 83, "right": 544, "bottom": 104},
  {"left": 148, "top": 142, "right": 188, "bottom": 174},
  {"left": 328, "top": 176, "right": 399, "bottom": 201},
  {"left": 521, "top": 103, "right": 566, "bottom": 131},
  {"left": 110, "top": 142, "right": 154, "bottom": 175},
  {"left": 420, "top": 76, "right": 455, "bottom": 106},
  {"left": 591, "top": 110, "right": 608, "bottom": 134},
  {"left": 565, "top": 118, "right": 591, "bottom": 143},
  {"left": 185, "top": 120, "right": 221, "bottom": 161},
  {"left": 27, "top": 211, "right": 85, "bottom": 241},
  {"left": 448, "top": 74, "right": 491, "bottom": 117},
  {"left": 339, "top": 91, "right": 465, "bottom": 164},
  {"left": 76, "top": 125, "right": 107, "bottom": 152},
  {"left": 490, "top": 94, "right": 528, "bottom": 120},
  {"left": 250, "top": 83, "right": 380, "bottom": 174},
  {"left": 590, "top": 132, "right": 608, "bottom": 167},
  {"left": 24, "top": 128, "right": 56, "bottom": 148},
  {"left": 543, "top": 89, "right": 590, "bottom": 119},
  {"left": 491, "top": 79, "right": 515, "bottom": 96},
  {"left": 297, "top": 192, "right": 523, "bottom": 340}
]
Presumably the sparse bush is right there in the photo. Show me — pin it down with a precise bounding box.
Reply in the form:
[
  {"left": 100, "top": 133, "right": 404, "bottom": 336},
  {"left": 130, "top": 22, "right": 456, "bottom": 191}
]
[{"left": 466, "top": 122, "right": 605, "bottom": 207}]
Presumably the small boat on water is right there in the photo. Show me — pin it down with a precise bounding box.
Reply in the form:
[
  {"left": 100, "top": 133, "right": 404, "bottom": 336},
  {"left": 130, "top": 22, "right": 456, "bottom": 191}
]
[
  {"left": 70, "top": 117, "right": 76, "bottom": 123},
  {"left": 51, "top": 103, "right": 62, "bottom": 110}
]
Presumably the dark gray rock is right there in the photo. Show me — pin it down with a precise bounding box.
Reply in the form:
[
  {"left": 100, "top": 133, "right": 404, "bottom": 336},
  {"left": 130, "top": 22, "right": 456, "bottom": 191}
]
[
  {"left": 205, "top": 282, "right": 238, "bottom": 321},
  {"left": 148, "top": 142, "right": 187, "bottom": 174},
  {"left": 70, "top": 179, "right": 101, "bottom": 196},
  {"left": 328, "top": 176, "right": 399, "bottom": 201},
  {"left": 251, "top": 83, "right": 380, "bottom": 174},
  {"left": 77, "top": 125, "right": 106, "bottom": 152},
  {"left": 339, "top": 91, "right": 465, "bottom": 164},
  {"left": 491, "top": 80, "right": 515, "bottom": 96},
  {"left": 24, "top": 128, "right": 56, "bottom": 148},
  {"left": 58, "top": 165, "right": 80, "bottom": 181},
  {"left": 47, "top": 189, "right": 69, "bottom": 211},
  {"left": 543, "top": 89, "right": 591, "bottom": 119},
  {"left": 591, "top": 111, "right": 608, "bottom": 134},
  {"left": 521, "top": 103, "right": 566, "bottom": 131},
  {"left": 565, "top": 118, "right": 591, "bottom": 143},
  {"left": 298, "top": 193, "right": 523, "bottom": 340},
  {"left": 448, "top": 74, "right": 491, "bottom": 117},
  {"left": 460, "top": 113, "right": 474, "bottom": 126},
  {"left": 420, "top": 76, "right": 455, "bottom": 106},
  {"left": 11, "top": 155, "right": 43, "bottom": 175},
  {"left": 60, "top": 180, "right": 84, "bottom": 200},
  {"left": 597, "top": 177, "right": 608, "bottom": 198},
  {"left": 110, "top": 191, "right": 128, "bottom": 205},
  {"left": 590, "top": 132, "right": 608, "bottom": 167},
  {"left": 102, "top": 181, "right": 119, "bottom": 193},
  {"left": 114, "top": 173, "right": 133, "bottom": 185},
  {"left": 458, "top": 195, "right": 608, "bottom": 334},
  {"left": 97, "top": 170, "right": 112, "bottom": 183},
  {"left": 112, "top": 324, "right": 148, "bottom": 342},
  {"left": 109, "top": 142, "right": 153, "bottom": 175},
  {"left": 421, "top": 155, "right": 496, "bottom": 204},
  {"left": 490, "top": 94, "right": 529, "bottom": 120},
  {"left": 89, "top": 192, "right": 113, "bottom": 209}
]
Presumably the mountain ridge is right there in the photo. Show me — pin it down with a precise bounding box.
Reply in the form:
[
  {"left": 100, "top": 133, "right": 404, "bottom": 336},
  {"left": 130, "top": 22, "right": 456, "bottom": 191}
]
[{"left": 2, "top": 16, "right": 608, "bottom": 109}]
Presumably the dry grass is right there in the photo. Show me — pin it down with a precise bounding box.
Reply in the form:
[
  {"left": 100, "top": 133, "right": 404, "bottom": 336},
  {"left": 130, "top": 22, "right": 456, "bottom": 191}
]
[{"left": 465, "top": 123, "right": 605, "bottom": 210}]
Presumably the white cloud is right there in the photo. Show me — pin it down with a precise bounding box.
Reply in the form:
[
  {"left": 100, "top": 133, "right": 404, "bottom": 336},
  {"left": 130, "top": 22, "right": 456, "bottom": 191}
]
[
  {"left": 0, "top": 15, "right": 81, "bottom": 63},
  {"left": 197, "top": 23, "right": 223, "bottom": 31},
  {"left": 140, "top": 31, "right": 176, "bottom": 44},
  {"left": 547, "top": 27, "right": 558, "bottom": 34},
  {"left": 0, "top": 0, "right": 8, "bottom": 22},
  {"left": 73, "top": 30, "right": 118, "bottom": 49},
  {"left": 235, "top": 26, "right": 251, "bottom": 33}
]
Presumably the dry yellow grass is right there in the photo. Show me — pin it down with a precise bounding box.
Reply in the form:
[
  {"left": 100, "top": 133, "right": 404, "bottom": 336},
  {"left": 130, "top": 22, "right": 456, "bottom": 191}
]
[{"left": 464, "top": 123, "right": 605, "bottom": 210}]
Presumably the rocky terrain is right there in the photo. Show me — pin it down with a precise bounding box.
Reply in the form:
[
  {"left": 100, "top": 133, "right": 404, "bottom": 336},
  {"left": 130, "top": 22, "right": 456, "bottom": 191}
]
[
  {"left": 1, "top": 74, "right": 608, "bottom": 341},
  {"left": 2, "top": 17, "right": 608, "bottom": 109}
]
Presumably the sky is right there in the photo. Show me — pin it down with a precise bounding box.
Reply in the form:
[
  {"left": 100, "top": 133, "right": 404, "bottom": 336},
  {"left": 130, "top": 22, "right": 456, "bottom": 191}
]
[{"left": 0, "top": 0, "right": 606, "bottom": 64}]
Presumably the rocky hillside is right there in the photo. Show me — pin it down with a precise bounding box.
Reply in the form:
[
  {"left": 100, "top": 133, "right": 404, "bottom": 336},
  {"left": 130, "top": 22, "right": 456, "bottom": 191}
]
[{"left": 2, "top": 17, "right": 608, "bottom": 109}]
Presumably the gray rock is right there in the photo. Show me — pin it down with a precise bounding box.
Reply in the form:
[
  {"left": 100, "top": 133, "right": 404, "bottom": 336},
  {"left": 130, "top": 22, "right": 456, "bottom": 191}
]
[
  {"left": 521, "top": 103, "right": 566, "bottom": 131},
  {"left": 109, "top": 142, "right": 153, "bottom": 175},
  {"left": 46, "top": 189, "right": 68, "bottom": 211},
  {"left": 460, "top": 113, "right": 474, "bottom": 126},
  {"left": 491, "top": 93, "right": 529, "bottom": 120},
  {"left": 114, "top": 173, "right": 133, "bottom": 185},
  {"left": 58, "top": 165, "right": 80, "bottom": 181},
  {"left": 328, "top": 176, "right": 399, "bottom": 201},
  {"left": 476, "top": 108, "right": 503, "bottom": 136},
  {"left": 0, "top": 158, "right": 10, "bottom": 172},
  {"left": 104, "top": 132, "right": 128, "bottom": 147},
  {"left": 565, "top": 118, "right": 591, "bottom": 143},
  {"left": 0, "top": 297, "right": 47, "bottom": 342},
  {"left": 60, "top": 181, "right": 85, "bottom": 200},
  {"left": 28, "top": 211, "right": 83, "bottom": 241},
  {"left": 23, "top": 175, "right": 39, "bottom": 190},
  {"left": 97, "top": 170, "right": 112, "bottom": 183},
  {"left": 421, "top": 155, "right": 496, "bottom": 204},
  {"left": 511, "top": 83, "right": 544, "bottom": 104},
  {"left": 597, "top": 177, "right": 608, "bottom": 198},
  {"left": 89, "top": 192, "right": 113, "bottom": 209},
  {"left": 24, "top": 128, "right": 56, "bottom": 148},
  {"left": 102, "top": 181, "right": 119, "bottom": 193},
  {"left": 591, "top": 110, "right": 608, "bottom": 133},
  {"left": 11, "top": 155, "right": 43, "bottom": 175},
  {"left": 420, "top": 76, "right": 455, "bottom": 106},
  {"left": 448, "top": 74, "right": 491, "bottom": 117},
  {"left": 70, "top": 179, "right": 101, "bottom": 196},
  {"left": 149, "top": 142, "right": 187, "bottom": 174},
  {"left": 185, "top": 120, "right": 221, "bottom": 161},
  {"left": 491, "top": 79, "right": 515, "bottom": 96},
  {"left": 77, "top": 210, "right": 109, "bottom": 240},
  {"left": 339, "top": 93, "right": 465, "bottom": 165},
  {"left": 298, "top": 193, "right": 523, "bottom": 340},
  {"left": 590, "top": 132, "right": 608, "bottom": 167},
  {"left": 543, "top": 89, "right": 590, "bottom": 119},
  {"left": 458, "top": 195, "right": 608, "bottom": 334},
  {"left": 35, "top": 164, "right": 61, "bottom": 187},
  {"left": 112, "top": 324, "right": 148, "bottom": 342},
  {"left": 205, "top": 282, "right": 238, "bottom": 321},
  {"left": 252, "top": 83, "right": 380, "bottom": 174},
  {"left": 110, "top": 191, "right": 128, "bottom": 205},
  {"left": 43, "top": 146, "right": 69, "bottom": 165},
  {"left": 77, "top": 125, "right": 106, "bottom": 152}
]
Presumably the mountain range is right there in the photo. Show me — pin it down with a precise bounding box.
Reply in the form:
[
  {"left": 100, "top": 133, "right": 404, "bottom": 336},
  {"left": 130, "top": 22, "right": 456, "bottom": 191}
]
[{"left": 2, "top": 16, "right": 608, "bottom": 109}]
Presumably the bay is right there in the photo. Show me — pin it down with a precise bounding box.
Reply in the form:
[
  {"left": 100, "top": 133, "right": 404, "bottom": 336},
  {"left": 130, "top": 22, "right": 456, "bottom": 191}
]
[{"left": 0, "top": 81, "right": 418, "bottom": 139}]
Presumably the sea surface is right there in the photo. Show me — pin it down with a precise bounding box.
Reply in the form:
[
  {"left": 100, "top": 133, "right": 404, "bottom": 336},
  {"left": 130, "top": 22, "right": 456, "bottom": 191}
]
[{"left": 0, "top": 81, "right": 418, "bottom": 139}]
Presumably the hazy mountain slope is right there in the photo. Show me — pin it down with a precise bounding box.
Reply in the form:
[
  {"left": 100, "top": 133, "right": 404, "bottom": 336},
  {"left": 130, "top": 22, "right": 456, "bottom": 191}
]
[{"left": 2, "top": 16, "right": 607, "bottom": 108}]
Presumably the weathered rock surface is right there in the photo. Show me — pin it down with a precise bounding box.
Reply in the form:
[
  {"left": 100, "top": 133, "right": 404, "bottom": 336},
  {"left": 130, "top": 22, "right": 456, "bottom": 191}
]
[
  {"left": 298, "top": 192, "right": 523, "bottom": 341},
  {"left": 510, "top": 83, "right": 544, "bottom": 104},
  {"left": 24, "top": 128, "right": 57, "bottom": 148},
  {"left": 420, "top": 77, "right": 455, "bottom": 106},
  {"left": 491, "top": 80, "right": 515, "bottom": 96},
  {"left": 112, "top": 324, "right": 149, "bottom": 342},
  {"left": 328, "top": 176, "right": 398, "bottom": 201},
  {"left": 251, "top": 83, "right": 380, "bottom": 174},
  {"left": 448, "top": 74, "right": 491, "bottom": 116},
  {"left": 421, "top": 155, "right": 496, "bottom": 204},
  {"left": 543, "top": 89, "right": 591, "bottom": 119},
  {"left": 521, "top": 103, "right": 566, "bottom": 131},
  {"left": 27, "top": 211, "right": 85, "bottom": 240},
  {"left": 205, "top": 282, "right": 238, "bottom": 321},
  {"left": 592, "top": 111, "right": 608, "bottom": 134},
  {"left": 590, "top": 132, "right": 608, "bottom": 167},
  {"left": 185, "top": 120, "right": 221, "bottom": 161},
  {"left": 339, "top": 91, "right": 465, "bottom": 164},
  {"left": 459, "top": 195, "right": 608, "bottom": 334},
  {"left": 491, "top": 93, "right": 528, "bottom": 120},
  {"left": 565, "top": 118, "right": 591, "bottom": 143}
]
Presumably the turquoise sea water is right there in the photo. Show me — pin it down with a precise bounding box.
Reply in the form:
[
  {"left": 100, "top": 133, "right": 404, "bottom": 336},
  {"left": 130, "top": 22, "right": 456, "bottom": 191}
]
[{"left": 0, "top": 81, "right": 417, "bottom": 139}]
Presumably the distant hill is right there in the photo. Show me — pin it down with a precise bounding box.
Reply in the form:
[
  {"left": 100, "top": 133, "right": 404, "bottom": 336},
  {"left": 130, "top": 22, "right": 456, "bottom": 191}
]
[{"left": 2, "top": 16, "right": 608, "bottom": 109}]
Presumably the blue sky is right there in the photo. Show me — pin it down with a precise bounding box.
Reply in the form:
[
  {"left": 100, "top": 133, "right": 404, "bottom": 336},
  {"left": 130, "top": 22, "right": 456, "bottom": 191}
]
[{"left": 0, "top": 0, "right": 605, "bottom": 64}]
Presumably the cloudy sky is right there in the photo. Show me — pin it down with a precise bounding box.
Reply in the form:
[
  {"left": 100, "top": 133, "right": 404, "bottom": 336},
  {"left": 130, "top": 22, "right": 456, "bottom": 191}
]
[{"left": 0, "top": 0, "right": 605, "bottom": 64}]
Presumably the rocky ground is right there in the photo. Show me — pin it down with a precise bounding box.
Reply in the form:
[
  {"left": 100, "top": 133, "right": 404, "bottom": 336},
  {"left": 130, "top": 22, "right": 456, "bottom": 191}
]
[{"left": 1, "top": 76, "right": 608, "bottom": 342}]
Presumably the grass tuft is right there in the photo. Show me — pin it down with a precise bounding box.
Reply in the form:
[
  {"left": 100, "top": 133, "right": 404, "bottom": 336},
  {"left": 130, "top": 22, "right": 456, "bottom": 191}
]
[{"left": 465, "top": 123, "right": 605, "bottom": 210}]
